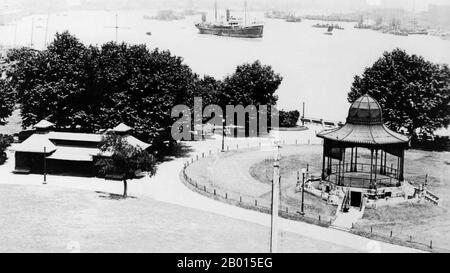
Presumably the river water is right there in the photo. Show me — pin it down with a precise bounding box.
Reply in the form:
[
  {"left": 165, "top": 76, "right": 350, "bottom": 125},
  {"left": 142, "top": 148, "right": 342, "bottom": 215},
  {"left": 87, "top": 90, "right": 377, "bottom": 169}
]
[{"left": 1, "top": 9, "right": 449, "bottom": 123}]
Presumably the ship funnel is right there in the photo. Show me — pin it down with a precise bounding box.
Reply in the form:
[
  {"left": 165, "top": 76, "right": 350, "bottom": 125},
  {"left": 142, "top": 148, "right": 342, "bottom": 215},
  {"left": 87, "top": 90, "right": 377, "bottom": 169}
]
[{"left": 226, "top": 9, "right": 230, "bottom": 21}]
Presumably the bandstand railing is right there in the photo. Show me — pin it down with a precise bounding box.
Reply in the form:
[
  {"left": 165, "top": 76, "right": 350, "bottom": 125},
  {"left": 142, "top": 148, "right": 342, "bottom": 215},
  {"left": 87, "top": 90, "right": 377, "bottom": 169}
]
[{"left": 325, "top": 163, "right": 401, "bottom": 188}]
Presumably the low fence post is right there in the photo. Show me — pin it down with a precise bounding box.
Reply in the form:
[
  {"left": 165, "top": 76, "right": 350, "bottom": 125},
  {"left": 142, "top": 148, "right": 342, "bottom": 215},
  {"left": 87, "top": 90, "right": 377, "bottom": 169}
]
[
  {"left": 318, "top": 215, "right": 321, "bottom": 222},
  {"left": 202, "top": 152, "right": 204, "bottom": 158},
  {"left": 430, "top": 240, "right": 433, "bottom": 249},
  {"left": 371, "top": 226, "right": 373, "bottom": 234},
  {"left": 255, "top": 200, "right": 258, "bottom": 206},
  {"left": 239, "top": 196, "right": 242, "bottom": 203},
  {"left": 225, "top": 193, "right": 227, "bottom": 199},
  {"left": 390, "top": 231, "right": 392, "bottom": 237},
  {"left": 204, "top": 185, "right": 206, "bottom": 192},
  {"left": 214, "top": 189, "right": 216, "bottom": 195}
]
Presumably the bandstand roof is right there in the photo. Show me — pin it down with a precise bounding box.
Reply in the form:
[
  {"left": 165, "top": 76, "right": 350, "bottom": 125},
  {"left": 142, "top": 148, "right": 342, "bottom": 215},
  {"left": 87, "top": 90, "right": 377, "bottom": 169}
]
[{"left": 317, "top": 94, "right": 410, "bottom": 146}]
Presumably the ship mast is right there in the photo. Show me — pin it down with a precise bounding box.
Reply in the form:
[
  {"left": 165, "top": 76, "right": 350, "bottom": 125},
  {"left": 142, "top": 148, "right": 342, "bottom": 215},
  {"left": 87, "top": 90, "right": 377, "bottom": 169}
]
[
  {"left": 214, "top": 0, "right": 217, "bottom": 22},
  {"left": 30, "top": 17, "right": 34, "bottom": 47},
  {"left": 244, "top": 0, "right": 247, "bottom": 26},
  {"left": 44, "top": 13, "right": 50, "bottom": 47}
]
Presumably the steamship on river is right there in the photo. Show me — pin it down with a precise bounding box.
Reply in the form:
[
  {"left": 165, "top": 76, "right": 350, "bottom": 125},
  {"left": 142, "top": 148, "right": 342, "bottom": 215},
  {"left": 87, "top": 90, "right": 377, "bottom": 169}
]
[{"left": 195, "top": 0, "right": 264, "bottom": 38}]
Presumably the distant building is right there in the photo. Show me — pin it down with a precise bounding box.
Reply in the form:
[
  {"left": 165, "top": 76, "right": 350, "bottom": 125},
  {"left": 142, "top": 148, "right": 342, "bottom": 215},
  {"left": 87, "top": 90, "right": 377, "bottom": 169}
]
[{"left": 11, "top": 120, "right": 150, "bottom": 176}]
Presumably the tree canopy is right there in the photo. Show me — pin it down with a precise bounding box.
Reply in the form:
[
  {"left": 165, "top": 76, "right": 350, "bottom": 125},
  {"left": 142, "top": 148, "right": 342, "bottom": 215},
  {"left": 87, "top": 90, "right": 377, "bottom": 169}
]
[
  {"left": 96, "top": 133, "right": 157, "bottom": 197},
  {"left": 279, "top": 110, "right": 300, "bottom": 128},
  {"left": 3, "top": 32, "right": 282, "bottom": 156},
  {"left": 0, "top": 134, "right": 13, "bottom": 165},
  {"left": 348, "top": 48, "right": 450, "bottom": 137}
]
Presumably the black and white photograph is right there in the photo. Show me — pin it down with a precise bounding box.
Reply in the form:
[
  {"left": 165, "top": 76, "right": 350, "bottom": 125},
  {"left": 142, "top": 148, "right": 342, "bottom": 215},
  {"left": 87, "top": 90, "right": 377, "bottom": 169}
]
[{"left": 0, "top": 0, "right": 449, "bottom": 257}]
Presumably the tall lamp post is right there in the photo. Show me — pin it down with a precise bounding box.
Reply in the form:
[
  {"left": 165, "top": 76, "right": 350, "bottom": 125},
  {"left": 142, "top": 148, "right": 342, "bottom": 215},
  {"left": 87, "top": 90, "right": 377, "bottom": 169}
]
[
  {"left": 43, "top": 146, "right": 47, "bottom": 184},
  {"left": 221, "top": 118, "right": 225, "bottom": 152},
  {"left": 300, "top": 168, "right": 306, "bottom": 215},
  {"left": 270, "top": 144, "right": 280, "bottom": 253}
]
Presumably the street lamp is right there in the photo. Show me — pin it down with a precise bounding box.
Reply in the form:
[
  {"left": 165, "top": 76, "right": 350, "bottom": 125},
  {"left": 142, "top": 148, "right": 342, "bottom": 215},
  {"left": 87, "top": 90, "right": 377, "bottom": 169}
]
[
  {"left": 221, "top": 118, "right": 226, "bottom": 152},
  {"left": 300, "top": 167, "right": 306, "bottom": 215},
  {"left": 43, "top": 146, "right": 47, "bottom": 184}
]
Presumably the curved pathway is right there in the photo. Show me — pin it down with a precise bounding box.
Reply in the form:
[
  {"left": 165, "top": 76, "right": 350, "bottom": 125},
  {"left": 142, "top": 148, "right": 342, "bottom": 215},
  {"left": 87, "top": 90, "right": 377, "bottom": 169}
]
[{"left": 0, "top": 126, "right": 422, "bottom": 252}]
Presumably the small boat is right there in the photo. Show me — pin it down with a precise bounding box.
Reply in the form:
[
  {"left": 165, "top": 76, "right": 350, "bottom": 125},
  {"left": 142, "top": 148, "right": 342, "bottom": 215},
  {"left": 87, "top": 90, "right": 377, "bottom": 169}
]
[
  {"left": 324, "top": 26, "right": 333, "bottom": 35},
  {"left": 285, "top": 15, "right": 302, "bottom": 22},
  {"left": 146, "top": 32, "right": 152, "bottom": 36}
]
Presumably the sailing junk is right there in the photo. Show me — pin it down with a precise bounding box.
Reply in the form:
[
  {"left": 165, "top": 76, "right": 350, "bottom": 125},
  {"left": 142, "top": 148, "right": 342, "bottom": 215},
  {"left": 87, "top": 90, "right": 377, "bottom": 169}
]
[{"left": 195, "top": 6, "right": 263, "bottom": 38}]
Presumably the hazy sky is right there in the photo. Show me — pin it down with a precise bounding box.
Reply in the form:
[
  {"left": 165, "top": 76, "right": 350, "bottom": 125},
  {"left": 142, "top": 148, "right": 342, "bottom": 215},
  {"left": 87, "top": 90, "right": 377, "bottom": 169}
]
[{"left": 2, "top": 0, "right": 450, "bottom": 12}]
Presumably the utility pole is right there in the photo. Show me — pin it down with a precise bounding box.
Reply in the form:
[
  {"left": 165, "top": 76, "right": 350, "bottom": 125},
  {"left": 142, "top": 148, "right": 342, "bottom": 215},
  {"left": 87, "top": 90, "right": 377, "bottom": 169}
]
[
  {"left": 300, "top": 168, "right": 306, "bottom": 215},
  {"left": 270, "top": 144, "right": 280, "bottom": 253},
  {"left": 221, "top": 118, "right": 225, "bottom": 152},
  {"left": 43, "top": 146, "right": 47, "bottom": 184}
]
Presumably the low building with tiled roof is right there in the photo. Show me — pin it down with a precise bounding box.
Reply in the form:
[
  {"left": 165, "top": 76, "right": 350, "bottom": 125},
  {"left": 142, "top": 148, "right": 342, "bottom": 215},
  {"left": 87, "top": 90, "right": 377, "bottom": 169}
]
[{"left": 10, "top": 121, "right": 151, "bottom": 176}]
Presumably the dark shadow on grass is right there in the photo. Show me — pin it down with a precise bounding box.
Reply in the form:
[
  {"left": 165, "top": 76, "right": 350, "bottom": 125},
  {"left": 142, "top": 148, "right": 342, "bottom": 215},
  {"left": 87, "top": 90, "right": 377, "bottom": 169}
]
[{"left": 96, "top": 191, "right": 137, "bottom": 200}]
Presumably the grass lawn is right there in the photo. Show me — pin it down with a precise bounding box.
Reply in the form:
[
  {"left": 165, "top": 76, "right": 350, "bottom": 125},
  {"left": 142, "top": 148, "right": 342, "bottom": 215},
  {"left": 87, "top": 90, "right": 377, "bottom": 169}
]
[
  {"left": 355, "top": 149, "right": 450, "bottom": 252},
  {"left": 0, "top": 184, "right": 357, "bottom": 252},
  {"left": 249, "top": 146, "right": 335, "bottom": 217},
  {"left": 185, "top": 145, "right": 337, "bottom": 219},
  {"left": 186, "top": 144, "right": 450, "bottom": 251}
]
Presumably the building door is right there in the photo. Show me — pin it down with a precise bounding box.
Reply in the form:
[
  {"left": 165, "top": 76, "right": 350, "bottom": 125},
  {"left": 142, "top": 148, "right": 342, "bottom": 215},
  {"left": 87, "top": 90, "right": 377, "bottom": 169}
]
[{"left": 350, "top": 191, "right": 362, "bottom": 207}]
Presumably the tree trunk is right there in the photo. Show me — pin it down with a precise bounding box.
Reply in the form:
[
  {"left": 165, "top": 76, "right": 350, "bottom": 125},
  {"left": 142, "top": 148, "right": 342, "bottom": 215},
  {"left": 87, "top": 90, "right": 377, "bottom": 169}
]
[{"left": 123, "top": 179, "right": 128, "bottom": 198}]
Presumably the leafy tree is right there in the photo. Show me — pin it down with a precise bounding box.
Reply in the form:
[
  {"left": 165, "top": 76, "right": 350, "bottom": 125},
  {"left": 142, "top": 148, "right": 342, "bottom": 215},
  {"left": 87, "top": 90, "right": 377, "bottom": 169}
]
[
  {"left": 95, "top": 134, "right": 157, "bottom": 198},
  {"left": 5, "top": 32, "right": 283, "bottom": 157},
  {"left": 220, "top": 61, "right": 282, "bottom": 135},
  {"left": 279, "top": 110, "right": 300, "bottom": 127},
  {"left": 221, "top": 60, "right": 282, "bottom": 107},
  {"left": 0, "top": 134, "right": 13, "bottom": 165},
  {"left": 348, "top": 48, "right": 450, "bottom": 138},
  {"left": 0, "top": 80, "right": 15, "bottom": 125}
]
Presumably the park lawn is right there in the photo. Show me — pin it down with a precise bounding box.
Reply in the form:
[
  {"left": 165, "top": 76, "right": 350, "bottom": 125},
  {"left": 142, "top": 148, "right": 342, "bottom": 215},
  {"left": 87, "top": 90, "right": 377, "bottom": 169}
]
[
  {"left": 354, "top": 149, "right": 450, "bottom": 251},
  {"left": 185, "top": 145, "right": 337, "bottom": 219},
  {"left": 250, "top": 146, "right": 450, "bottom": 251},
  {"left": 0, "top": 184, "right": 356, "bottom": 253},
  {"left": 249, "top": 146, "right": 335, "bottom": 217}
]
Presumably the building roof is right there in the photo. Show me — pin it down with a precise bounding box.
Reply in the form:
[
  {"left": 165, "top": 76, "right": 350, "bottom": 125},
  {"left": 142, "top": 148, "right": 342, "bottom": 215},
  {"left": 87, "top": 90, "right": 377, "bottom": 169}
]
[
  {"left": 347, "top": 94, "right": 383, "bottom": 125},
  {"left": 47, "top": 132, "right": 103, "bottom": 143},
  {"left": 317, "top": 95, "right": 410, "bottom": 146},
  {"left": 33, "top": 119, "right": 55, "bottom": 129},
  {"left": 10, "top": 134, "right": 57, "bottom": 153},
  {"left": 317, "top": 123, "right": 410, "bottom": 145},
  {"left": 46, "top": 146, "right": 101, "bottom": 162},
  {"left": 109, "top": 123, "right": 133, "bottom": 133},
  {"left": 124, "top": 135, "right": 151, "bottom": 150}
]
